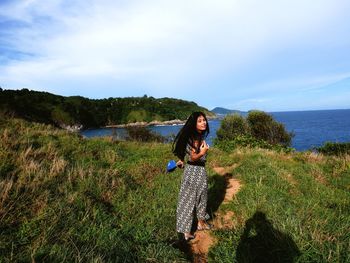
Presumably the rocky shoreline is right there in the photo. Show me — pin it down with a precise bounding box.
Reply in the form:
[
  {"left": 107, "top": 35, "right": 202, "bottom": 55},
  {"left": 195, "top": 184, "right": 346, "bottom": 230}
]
[
  {"left": 104, "top": 115, "right": 218, "bottom": 128},
  {"left": 70, "top": 115, "right": 218, "bottom": 131},
  {"left": 60, "top": 124, "right": 84, "bottom": 132},
  {"left": 105, "top": 119, "right": 186, "bottom": 128}
]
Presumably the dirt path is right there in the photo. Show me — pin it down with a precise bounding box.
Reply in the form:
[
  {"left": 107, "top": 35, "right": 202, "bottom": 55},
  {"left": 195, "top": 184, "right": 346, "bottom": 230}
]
[{"left": 189, "top": 164, "right": 241, "bottom": 262}]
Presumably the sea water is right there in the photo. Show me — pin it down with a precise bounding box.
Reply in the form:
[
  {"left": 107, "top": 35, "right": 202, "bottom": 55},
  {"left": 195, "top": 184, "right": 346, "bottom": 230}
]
[{"left": 81, "top": 109, "right": 350, "bottom": 151}]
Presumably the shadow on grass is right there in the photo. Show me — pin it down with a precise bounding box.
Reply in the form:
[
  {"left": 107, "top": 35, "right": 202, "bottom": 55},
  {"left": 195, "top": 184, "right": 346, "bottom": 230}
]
[
  {"left": 207, "top": 173, "right": 230, "bottom": 218},
  {"left": 189, "top": 172, "right": 229, "bottom": 233},
  {"left": 236, "top": 211, "right": 300, "bottom": 263},
  {"left": 168, "top": 234, "right": 194, "bottom": 262}
]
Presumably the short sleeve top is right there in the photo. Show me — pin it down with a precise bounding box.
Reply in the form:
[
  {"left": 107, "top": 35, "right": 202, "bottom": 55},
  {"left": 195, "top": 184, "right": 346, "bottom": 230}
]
[{"left": 186, "top": 143, "right": 207, "bottom": 163}]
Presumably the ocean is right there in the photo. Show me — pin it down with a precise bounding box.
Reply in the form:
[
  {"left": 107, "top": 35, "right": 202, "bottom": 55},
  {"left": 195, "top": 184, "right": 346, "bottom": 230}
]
[{"left": 80, "top": 109, "right": 350, "bottom": 151}]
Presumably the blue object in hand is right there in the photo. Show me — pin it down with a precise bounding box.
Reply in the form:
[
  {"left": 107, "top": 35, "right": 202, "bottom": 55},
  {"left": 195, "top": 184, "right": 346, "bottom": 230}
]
[{"left": 167, "top": 160, "right": 177, "bottom": 172}]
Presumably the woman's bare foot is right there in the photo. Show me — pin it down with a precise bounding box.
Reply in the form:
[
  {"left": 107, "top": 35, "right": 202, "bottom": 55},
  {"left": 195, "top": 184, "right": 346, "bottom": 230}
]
[{"left": 197, "top": 220, "right": 213, "bottom": 231}]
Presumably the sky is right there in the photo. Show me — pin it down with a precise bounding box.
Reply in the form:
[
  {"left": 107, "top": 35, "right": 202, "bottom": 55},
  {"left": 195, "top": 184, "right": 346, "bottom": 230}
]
[{"left": 0, "top": 0, "right": 350, "bottom": 112}]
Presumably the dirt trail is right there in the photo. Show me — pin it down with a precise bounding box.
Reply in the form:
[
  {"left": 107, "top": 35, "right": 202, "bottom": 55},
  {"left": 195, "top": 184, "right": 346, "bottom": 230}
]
[{"left": 189, "top": 164, "right": 241, "bottom": 262}]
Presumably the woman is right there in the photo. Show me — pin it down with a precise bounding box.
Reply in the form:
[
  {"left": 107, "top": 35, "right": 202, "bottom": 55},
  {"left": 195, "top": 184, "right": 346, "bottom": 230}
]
[{"left": 172, "top": 111, "right": 212, "bottom": 241}]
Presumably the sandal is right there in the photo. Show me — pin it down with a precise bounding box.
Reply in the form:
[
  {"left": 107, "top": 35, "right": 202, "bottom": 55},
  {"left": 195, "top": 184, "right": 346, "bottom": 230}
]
[
  {"left": 184, "top": 233, "right": 195, "bottom": 241},
  {"left": 197, "top": 222, "right": 213, "bottom": 231}
]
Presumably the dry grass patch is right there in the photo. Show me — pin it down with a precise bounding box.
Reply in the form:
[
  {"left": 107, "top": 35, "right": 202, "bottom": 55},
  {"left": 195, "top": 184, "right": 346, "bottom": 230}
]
[
  {"left": 305, "top": 152, "right": 324, "bottom": 163},
  {"left": 212, "top": 164, "right": 239, "bottom": 176},
  {"left": 0, "top": 179, "right": 14, "bottom": 209},
  {"left": 31, "top": 191, "right": 49, "bottom": 215},
  {"left": 49, "top": 156, "right": 67, "bottom": 178},
  {"left": 309, "top": 167, "right": 328, "bottom": 185},
  {"left": 213, "top": 210, "right": 236, "bottom": 229}
]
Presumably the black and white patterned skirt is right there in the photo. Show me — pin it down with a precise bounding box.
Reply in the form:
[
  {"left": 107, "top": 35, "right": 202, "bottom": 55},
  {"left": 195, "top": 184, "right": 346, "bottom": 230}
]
[{"left": 176, "top": 164, "right": 209, "bottom": 233}]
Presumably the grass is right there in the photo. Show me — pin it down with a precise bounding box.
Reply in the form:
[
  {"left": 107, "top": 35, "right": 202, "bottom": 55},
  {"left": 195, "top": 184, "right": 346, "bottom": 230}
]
[
  {"left": 1, "top": 116, "right": 349, "bottom": 262},
  {"left": 0, "top": 117, "right": 186, "bottom": 262},
  {"left": 207, "top": 148, "right": 350, "bottom": 263}
]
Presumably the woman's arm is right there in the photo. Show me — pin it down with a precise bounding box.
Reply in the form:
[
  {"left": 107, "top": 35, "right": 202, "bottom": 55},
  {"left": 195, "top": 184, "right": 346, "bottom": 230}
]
[{"left": 190, "top": 141, "right": 209, "bottom": 161}]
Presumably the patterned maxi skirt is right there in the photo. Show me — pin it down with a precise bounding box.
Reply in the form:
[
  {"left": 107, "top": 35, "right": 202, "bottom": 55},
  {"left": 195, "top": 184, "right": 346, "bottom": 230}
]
[{"left": 176, "top": 164, "right": 209, "bottom": 233}]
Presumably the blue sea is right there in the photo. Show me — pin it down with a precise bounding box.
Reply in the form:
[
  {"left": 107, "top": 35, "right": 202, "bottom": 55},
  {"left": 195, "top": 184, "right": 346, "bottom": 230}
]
[{"left": 80, "top": 109, "right": 350, "bottom": 151}]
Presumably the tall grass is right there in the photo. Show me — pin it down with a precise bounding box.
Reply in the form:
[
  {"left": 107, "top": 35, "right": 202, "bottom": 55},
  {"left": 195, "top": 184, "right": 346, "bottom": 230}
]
[
  {"left": 1, "top": 116, "right": 349, "bottom": 262},
  {"left": 207, "top": 148, "right": 350, "bottom": 262},
  {"left": 0, "top": 117, "right": 186, "bottom": 262}
]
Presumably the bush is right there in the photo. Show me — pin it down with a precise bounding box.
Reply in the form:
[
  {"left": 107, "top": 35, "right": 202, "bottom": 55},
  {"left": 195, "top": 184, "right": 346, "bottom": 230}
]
[
  {"left": 215, "top": 111, "right": 294, "bottom": 150},
  {"left": 247, "top": 111, "right": 293, "bottom": 146},
  {"left": 214, "top": 135, "right": 271, "bottom": 151},
  {"left": 216, "top": 114, "right": 250, "bottom": 141},
  {"left": 125, "top": 126, "right": 165, "bottom": 142},
  {"left": 316, "top": 142, "right": 350, "bottom": 156},
  {"left": 51, "top": 106, "right": 74, "bottom": 126},
  {"left": 214, "top": 135, "right": 294, "bottom": 153}
]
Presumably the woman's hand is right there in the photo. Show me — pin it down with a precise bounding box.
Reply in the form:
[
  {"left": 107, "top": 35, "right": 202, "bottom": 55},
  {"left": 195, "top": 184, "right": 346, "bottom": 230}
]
[
  {"left": 189, "top": 140, "right": 209, "bottom": 161},
  {"left": 176, "top": 160, "right": 184, "bottom": 168},
  {"left": 200, "top": 140, "right": 209, "bottom": 154}
]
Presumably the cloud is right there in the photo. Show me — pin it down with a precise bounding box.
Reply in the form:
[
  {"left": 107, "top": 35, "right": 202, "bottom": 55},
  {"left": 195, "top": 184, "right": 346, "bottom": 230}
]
[{"left": 1, "top": 0, "right": 350, "bottom": 110}]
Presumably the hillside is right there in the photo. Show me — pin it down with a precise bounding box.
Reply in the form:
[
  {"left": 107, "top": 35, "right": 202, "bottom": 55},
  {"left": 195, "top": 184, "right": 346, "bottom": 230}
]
[
  {"left": 211, "top": 107, "right": 246, "bottom": 116},
  {"left": 0, "top": 116, "right": 349, "bottom": 262},
  {"left": 0, "top": 89, "right": 214, "bottom": 129}
]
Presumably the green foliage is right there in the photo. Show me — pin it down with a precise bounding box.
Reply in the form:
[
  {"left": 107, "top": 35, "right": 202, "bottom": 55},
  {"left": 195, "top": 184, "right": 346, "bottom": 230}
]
[
  {"left": 216, "top": 114, "right": 250, "bottom": 141},
  {"left": 51, "top": 106, "right": 73, "bottom": 125},
  {"left": 247, "top": 110, "right": 293, "bottom": 146},
  {"left": 127, "top": 110, "right": 147, "bottom": 122},
  {"left": 214, "top": 135, "right": 294, "bottom": 153},
  {"left": 316, "top": 142, "right": 350, "bottom": 156},
  {"left": 215, "top": 111, "right": 294, "bottom": 151},
  {"left": 0, "top": 89, "right": 214, "bottom": 129},
  {"left": 125, "top": 126, "right": 166, "bottom": 143}
]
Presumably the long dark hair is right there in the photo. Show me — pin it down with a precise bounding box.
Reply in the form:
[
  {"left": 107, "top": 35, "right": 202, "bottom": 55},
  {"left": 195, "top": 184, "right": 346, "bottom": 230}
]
[{"left": 172, "top": 111, "right": 209, "bottom": 160}]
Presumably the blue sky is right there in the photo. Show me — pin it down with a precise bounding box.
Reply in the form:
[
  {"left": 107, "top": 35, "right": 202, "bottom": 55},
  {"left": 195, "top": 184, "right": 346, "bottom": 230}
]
[{"left": 1, "top": 0, "right": 350, "bottom": 112}]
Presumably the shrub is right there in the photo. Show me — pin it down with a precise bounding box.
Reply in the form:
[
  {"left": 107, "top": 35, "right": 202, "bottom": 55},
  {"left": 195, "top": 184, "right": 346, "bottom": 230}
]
[
  {"left": 125, "top": 126, "right": 165, "bottom": 142},
  {"left": 247, "top": 111, "right": 293, "bottom": 147},
  {"left": 214, "top": 135, "right": 271, "bottom": 152},
  {"left": 51, "top": 106, "right": 74, "bottom": 126},
  {"left": 215, "top": 111, "right": 294, "bottom": 150},
  {"left": 216, "top": 114, "right": 250, "bottom": 141},
  {"left": 214, "top": 135, "right": 294, "bottom": 153},
  {"left": 316, "top": 142, "right": 350, "bottom": 156}
]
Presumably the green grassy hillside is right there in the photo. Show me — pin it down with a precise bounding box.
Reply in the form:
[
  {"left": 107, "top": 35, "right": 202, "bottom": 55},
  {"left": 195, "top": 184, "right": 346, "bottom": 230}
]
[
  {"left": 0, "top": 89, "right": 215, "bottom": 128},
  {"left": 208, "top": 148, "right": 350, "bottom": 262},
  {"left": 0, "top": 116, "right": 349, "bottom": 262}
]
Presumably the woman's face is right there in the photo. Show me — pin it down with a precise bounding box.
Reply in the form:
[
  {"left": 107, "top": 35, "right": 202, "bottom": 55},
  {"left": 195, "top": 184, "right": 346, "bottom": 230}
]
[{"left": 196, "top": 115, "right": 207, "bottom": 133}]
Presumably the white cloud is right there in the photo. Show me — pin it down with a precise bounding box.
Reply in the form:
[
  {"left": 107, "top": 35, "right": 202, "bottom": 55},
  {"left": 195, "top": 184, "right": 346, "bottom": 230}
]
[
  {"left": 1, "top": 0, "right": 350, "bottom": 110},
  {"left": 247, "top": 72, "right": 350, "bottom": 94}
]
